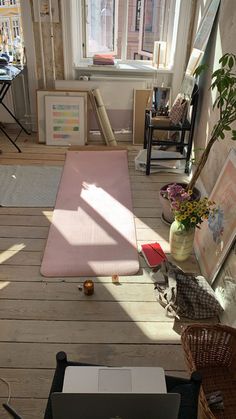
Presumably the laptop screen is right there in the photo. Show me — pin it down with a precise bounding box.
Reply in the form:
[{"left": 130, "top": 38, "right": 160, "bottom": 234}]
[{"left": 51, "top": 392, "right": 180, "bottom": 419}]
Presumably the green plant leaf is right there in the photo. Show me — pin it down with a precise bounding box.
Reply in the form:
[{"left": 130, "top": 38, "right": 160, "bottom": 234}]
[
  {"left": 193, "top": 64, "right": 208, "bottom": 77},
  {"left": 229, "top": 56, "right": 234, "bottom": 69},
  {"left": 189, "top": 53, "right": 236, "bottom": 190},
  {"left": 232, "top": 130, "right": 236, "bottom": 140},
  {"left": 221, "top": 55, "right": 228, "bottom": 67}
]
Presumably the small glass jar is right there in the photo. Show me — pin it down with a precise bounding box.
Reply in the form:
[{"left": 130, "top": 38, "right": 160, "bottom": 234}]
[{"left": 83, "top": 279, "right": 94, "bottom": 296}]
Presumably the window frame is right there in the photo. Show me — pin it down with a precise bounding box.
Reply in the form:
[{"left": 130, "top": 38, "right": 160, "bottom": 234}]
[
  {"left": 61, "top": 0, "right": 192, "bottom": 81},
  {"left": 12, "top": 17, "right": 20, "bottom": 38},
  {"left": 138, "top": 0, "right": 180, "bottom": 65},
  {"left": 83, "top": 0, "right": 119, "bottom": 58},
  {"left": 75, "top": 0, "right": 180, "bottom": 70},
  {"left": 0, "top": 17, "right": 11, "bottom": 38}
]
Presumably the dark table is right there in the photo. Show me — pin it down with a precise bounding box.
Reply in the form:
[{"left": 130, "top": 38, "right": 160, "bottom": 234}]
[{"left": 0, "top": 65, "right": 30, "bottom": 152}]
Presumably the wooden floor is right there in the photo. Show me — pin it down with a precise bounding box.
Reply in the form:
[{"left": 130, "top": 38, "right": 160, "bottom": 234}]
[{"left": 0, "top": 132, "right": 201, "bottom": 418}]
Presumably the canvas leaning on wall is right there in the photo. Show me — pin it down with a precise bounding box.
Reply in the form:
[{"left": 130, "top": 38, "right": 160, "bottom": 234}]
[
  {"left": 36, "top": 90, "right": 88, "bottom": 144},
  {"left": 45, "top": 96, "right": 86, "bottom": 146},
  {"left": 194, "top": 149, "right": 236, "bottom": 284}
]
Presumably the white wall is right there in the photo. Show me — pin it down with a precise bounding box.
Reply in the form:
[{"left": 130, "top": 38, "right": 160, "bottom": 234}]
[
  {"left": 55, "top": 75, "right": 172, "bottom": 131},
  {"left": 193, "top": 0, "right": 236, "bottom": 326}
]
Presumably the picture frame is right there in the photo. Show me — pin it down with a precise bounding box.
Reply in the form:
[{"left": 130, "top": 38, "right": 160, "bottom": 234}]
[
  {"left": 153, "top": 87, "right": 171, "bottom": 112},
  {"left": 45, "top": 96, "right": 85, "bottom": 146},
  {"left": 194, "top": 149, "right": 236, "bottom": 284},
  {"left": 36, "top": 90, "right": 88, "bottom": 144}
]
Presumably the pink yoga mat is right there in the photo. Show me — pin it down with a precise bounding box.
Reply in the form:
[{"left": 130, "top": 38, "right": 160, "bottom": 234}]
[{"left": 41, "top": 150, "right": 139, "bottom": 277}]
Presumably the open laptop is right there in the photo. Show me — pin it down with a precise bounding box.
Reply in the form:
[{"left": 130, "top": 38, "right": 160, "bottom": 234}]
[
  {"left": 51, "top": 392, "right": 181, "bottom": 419},
  {"left": 62, "top": 367, "right": 167, "bottom": 393},
  {"left": 51, "top": 366, "right": 180, "bottom": 418}
]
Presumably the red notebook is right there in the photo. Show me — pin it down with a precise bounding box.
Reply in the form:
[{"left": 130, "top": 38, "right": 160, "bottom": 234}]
[{"left": 141, "top": 242, "right": 166, "bottom": 267}]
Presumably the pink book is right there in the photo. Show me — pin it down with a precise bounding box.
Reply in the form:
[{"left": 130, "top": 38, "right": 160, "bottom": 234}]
[{"left": 141, "top": 242, "right": 166, "bottom": 267}]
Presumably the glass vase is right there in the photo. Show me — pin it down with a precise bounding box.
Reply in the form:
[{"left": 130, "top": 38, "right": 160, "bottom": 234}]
[{"left": 169, "top": 219, "right": 195, "bottom": 262}]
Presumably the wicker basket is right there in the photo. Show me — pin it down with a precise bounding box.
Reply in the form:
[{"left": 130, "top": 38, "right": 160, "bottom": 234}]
[{"left": 181, "top": 324, "right": 236, "bottom": 419}]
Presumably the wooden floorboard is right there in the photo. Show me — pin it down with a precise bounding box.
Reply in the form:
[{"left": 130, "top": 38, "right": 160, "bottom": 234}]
[{"left": 0, "top": 132, "right": 204, "bottom": 418}]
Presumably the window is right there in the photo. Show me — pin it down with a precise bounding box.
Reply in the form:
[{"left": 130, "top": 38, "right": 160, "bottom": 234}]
[
  {"left": 0, "top": 0, "right": 17, "bottom": 5},
  {"left": 0, "top": 18, "right": 10, "bottom": 38},
  {"left": 83, "top": 0, "right": 118, "bottom": 57},
  {"left": 12, "top": 18, "right": 20, "bottom": 38},
  {"left": 135, "top": 0, "right": 141, "bottom": 31},
  {"left": 139, "top": 0, "right": 180, "bottom": 67},
  {"left": 0, "top": 2, "right": 23, "bottom": 62},
  {"left": 79, "top": 0, "right": 180, "bottom": 68}
]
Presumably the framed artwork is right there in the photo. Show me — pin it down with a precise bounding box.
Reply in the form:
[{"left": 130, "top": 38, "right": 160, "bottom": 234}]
[
  {"left": 36, "top": 90, "right": 88, "bottom": 144},
  {"left": 193, "top": 0, "right": 220, "bottom": 51},
  {"left": 194, "top": 149, "right": 236, "bottom": 284},
  {"left": 183, "top": 0, "right": 220, "bottom": 96},
  {"left": 45, "top": 96, "right": 85, "bottom": 146},
  {"left": 153, "top": 87, "right": 171, "bottom": 112}
]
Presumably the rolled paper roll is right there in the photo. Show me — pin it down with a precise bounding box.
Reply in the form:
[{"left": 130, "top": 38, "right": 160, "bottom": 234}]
[
  {"left": 92, "top": 88, "right": 117, "bottom": 146},
  {"left": 97, "top": 106, "right": 117, "bottom": 146}
]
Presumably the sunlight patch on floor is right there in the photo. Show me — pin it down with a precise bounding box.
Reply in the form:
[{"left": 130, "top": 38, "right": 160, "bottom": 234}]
[
  {"left": 0, "top": 244, "right": 25, "bottom": 263},
  {"left": 0, "top": 281, "right": 10, "bottom": 290}
]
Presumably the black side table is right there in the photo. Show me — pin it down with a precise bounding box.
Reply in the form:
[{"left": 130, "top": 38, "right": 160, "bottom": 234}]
[{"left": 0, "top": 65, "right": 31, "bottom": 152}]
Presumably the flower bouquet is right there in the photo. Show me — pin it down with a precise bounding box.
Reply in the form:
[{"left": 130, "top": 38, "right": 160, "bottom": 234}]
[
  {"left": 166, "top": 184, "right": 216, "bottom": 261},
  {"left": 166, "top": 183, "right": 216, "bottom": 230}
]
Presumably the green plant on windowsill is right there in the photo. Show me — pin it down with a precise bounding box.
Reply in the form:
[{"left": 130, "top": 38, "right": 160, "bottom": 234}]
[{"left": 187, "top": 52, "right": 236, "bottom": 191}]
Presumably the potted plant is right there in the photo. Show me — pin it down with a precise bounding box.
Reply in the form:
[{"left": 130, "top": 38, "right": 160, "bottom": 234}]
[
  {"left": 160, "top": 182, "right": 201, "bottom": 224},
  {"left": 160, "top": 52, "right": 236, "bottom": 223},
  {"left": 167, "top": 185, "right": 216, "bottom": 261}
]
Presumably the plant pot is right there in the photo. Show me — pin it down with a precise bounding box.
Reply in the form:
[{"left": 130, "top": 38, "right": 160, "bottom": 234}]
[
  {"left": 169, "top": 219, "right": 195, "bottom": 262},
  {"left": 159, "top": 183, "right": 201, "bottom": 225}
]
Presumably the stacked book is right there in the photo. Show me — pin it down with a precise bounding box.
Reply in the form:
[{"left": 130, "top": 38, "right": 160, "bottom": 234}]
[
  {"left": 141, "top": 242, "right": 166, "bottom": 268},
  {"left": 93, "top": 54, "right": 115, "bottom": 65}
]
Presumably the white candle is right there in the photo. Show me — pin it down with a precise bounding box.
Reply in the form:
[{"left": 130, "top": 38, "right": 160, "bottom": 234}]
[{"left": 152, "top": 41, "right": 167, "bottom": 69}]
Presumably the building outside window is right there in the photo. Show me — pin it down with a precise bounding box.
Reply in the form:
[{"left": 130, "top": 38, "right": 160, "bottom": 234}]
[
  {"left": 0, "top": 0, "right": 23, "bottom": 62},
  {"left": 84, "top": 0, "right": 116, "bottom": 57},
  {"left": 12, "top": 17, "right": 19, "bottom": 38},
  {"left": 0, "top": 18, "right": 10, "bottom": 37},
  {"left": 0, "top": 0, "right": 17, "bottom": 5},
  {"left": 135, "top": 0, "right": 141, "bottom": 31}
]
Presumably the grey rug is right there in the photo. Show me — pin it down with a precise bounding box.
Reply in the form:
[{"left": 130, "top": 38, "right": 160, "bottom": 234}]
[{"left": 0, "top": 165, "right": 63, "bottom": 207}]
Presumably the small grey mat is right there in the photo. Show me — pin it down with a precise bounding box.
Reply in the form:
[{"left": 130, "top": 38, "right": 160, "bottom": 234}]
[{"left": 0, "top": 165, "right": 63, "bottom": 207}]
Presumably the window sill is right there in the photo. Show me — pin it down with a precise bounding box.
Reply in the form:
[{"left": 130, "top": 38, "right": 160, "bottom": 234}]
[{"left": 74, "top": 60, "right": 173, "bottom": 78}]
